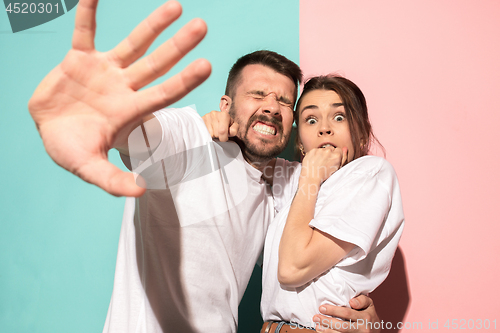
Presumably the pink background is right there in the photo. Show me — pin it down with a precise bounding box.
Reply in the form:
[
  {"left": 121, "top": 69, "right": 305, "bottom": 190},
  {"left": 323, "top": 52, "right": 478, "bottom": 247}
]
[{"left": 301, "top": 0, "right": 500, "bottom": 330}]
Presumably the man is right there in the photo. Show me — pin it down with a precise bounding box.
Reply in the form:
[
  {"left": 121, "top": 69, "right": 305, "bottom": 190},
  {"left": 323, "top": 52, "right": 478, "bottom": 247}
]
[{"left": 28, "top": 0, "right": 380, "bottom": 332}]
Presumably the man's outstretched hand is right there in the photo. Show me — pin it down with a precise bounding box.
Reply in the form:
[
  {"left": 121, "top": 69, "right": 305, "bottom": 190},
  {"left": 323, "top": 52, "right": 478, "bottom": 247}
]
[{"left": 28, "top": 0, "right": 211, "bottom": 197}]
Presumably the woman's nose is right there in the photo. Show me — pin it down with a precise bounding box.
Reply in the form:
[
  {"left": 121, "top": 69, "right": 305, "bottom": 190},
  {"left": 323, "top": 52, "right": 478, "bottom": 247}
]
[{"left": 319, "top": 123, "right": 332, "bottom": 136}]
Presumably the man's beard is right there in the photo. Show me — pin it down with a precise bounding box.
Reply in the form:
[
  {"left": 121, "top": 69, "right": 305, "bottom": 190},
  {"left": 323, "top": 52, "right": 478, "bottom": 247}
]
[{"left": 229, "top": 105, "right": 290, "bottom": 164}]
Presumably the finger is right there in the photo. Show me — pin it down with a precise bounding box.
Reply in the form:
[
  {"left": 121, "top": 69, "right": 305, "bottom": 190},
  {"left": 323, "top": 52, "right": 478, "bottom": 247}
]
[
  {"left": 126, "top": 18, "right": 208, "bottom": 90},
  {"left": 202, "top": 113, "right": 216, "bottom": 138},
  {"left": 349, "top": 294, "right": 373, "bottom": 310},
  {"left": 72, "top": 0, "right": 99, "bottom": 51},
  {"left": 110, "top": 1, "right": 182, "bottom": 67},
  {"left": 318, "top": 304, "right": 361, "bottom": 322},
  {"left": 77, "top": 158, "right": 146, "bottom": 197},
  {"left": 217, "top": 113, "right": 232, "bottom": 142},
  {"left": 210, "top": 113, "right": 221, "bottom": 139},
  {"left": 218, "top": 125, "right": 228, "bottom": 142},
  {"left": 341, "top": 147, "right": 348, "bottom": 167},
  {"left": 132, "top": 58, "right": 211, "bottom": 120},
  {"left": 349, "top": 295, "right": 380, "bottom": 332},
  {"left": 229, "top": 122, "right": 239, "bottom": 137}
]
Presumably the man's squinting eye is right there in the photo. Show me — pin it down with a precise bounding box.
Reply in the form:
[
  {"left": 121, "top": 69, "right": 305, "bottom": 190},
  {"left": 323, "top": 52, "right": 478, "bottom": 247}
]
[
  {"left": 250, "top": 93, "right": 264, "bottom": 99},
  {"left": 334, "top": 114, "right": 345, "bottom": 122},
  {"left": 249, "top": 93, "right": 292, "bottom": 108},
  {"left": 278, "top": 100, "right": 293, "bottom": 108}
]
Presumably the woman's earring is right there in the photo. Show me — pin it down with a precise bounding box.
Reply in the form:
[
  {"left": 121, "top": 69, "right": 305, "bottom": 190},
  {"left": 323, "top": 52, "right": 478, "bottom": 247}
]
[
  {"left": 360, "top": 140, "right": 367, "bottom": 152},
  {"left": 299, "top": 145, "right": 305, "bottom": 156}
]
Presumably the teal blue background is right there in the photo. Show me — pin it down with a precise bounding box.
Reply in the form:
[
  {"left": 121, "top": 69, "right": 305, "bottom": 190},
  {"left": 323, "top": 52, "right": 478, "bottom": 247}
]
[{"left": 0, "top": 0, "right": 298, "bottom": 332}]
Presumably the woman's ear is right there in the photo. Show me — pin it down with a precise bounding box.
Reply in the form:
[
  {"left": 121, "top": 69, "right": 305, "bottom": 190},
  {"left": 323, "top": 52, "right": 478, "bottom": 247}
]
[{"left": 220, "top": 95, "right": 232, "bottom": 113}]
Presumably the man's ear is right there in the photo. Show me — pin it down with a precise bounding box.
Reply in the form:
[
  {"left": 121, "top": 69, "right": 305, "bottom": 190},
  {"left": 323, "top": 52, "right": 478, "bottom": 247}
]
[{"left": 220, "top": 95, "right": 232, "bottom": 113}]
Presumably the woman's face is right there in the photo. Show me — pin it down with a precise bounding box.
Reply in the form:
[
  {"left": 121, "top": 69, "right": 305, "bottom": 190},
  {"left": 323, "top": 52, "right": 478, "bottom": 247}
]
[{"left": 297, "top": 89, "right": 354, "bottom": 162}]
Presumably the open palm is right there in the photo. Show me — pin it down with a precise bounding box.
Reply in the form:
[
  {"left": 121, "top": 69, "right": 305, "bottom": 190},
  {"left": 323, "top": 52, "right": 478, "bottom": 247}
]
[{"left": 28, "top": 0, "right": 211, "bottom": 196}]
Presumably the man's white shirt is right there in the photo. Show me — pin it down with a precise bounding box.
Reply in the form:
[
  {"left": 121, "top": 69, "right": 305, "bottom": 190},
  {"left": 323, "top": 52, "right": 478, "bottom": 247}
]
[{"left": 103, "top": 106, "right": 274, "bottom": 333}]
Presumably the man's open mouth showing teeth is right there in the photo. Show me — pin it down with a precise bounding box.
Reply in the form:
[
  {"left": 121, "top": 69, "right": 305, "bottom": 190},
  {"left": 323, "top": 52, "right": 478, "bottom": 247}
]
[{"left": 253, "top": 122, "right": 276, "bottom": 135}]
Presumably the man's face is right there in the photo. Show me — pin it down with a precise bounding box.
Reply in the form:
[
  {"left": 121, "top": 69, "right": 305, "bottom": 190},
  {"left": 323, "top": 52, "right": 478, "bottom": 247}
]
[{"left": 225, "top": 64, "right": 296, "bottom": 164}]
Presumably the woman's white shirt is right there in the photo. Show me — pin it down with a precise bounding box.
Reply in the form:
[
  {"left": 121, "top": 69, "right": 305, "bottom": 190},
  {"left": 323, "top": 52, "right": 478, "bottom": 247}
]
[{"left": 261, "top": 155, "right": 405, "bottom": 327}]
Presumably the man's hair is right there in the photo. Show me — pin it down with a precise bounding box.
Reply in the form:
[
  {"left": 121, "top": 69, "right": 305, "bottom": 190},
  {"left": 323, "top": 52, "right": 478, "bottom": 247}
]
[
  {"left": 295, "top": 75, "right": 382, "bottom": 160},
  {"left": 225, "top": 50, "right": 303, "bottom": 103}
]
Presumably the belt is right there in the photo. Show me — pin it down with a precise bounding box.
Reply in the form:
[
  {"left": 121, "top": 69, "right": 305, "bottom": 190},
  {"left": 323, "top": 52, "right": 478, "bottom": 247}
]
[{"left": 260, "top": 321, "right": 316, "bottom": 333}]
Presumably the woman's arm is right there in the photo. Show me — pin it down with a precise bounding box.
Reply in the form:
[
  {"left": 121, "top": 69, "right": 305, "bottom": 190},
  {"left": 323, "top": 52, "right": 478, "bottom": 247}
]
[{"left": 278, "top": 147, "right": 354, "bottom": 287}]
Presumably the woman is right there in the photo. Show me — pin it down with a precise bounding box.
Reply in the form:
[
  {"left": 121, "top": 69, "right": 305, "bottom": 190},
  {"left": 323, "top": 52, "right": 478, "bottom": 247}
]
[{"left": 260, "top": 75, "right": 404, "bottom": 332}]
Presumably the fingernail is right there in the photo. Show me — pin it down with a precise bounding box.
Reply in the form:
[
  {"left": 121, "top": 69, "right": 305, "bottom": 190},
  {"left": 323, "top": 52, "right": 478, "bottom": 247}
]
[
  {"left": 313, "top": 316, "right": 320, "bottom": 323},
  {"left": 316, "top": 324, "right": 325, "bottom": 332},
  {"left": 319, "top": 306, "right": 327, "bottom": 313},
  {"left": 352, "top": 299, "right": 360, "bottom": 307}
]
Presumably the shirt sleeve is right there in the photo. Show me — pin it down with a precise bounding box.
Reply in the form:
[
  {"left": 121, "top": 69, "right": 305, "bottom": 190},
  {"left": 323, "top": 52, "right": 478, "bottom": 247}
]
[
  {"left": 152, "top": 105, "right": 212, "bottom": 160},
  {"left": 128, "top": 105, "right": 213, "bottom": 189},
  {"left": 309, "top": 157, "right": 399, "bottom": 264}
]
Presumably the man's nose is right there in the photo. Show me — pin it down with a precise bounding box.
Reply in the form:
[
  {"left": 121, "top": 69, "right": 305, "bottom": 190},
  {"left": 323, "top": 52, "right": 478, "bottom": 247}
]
[{"left": 262, "top": 93, "right": 281, "bottom": 117}]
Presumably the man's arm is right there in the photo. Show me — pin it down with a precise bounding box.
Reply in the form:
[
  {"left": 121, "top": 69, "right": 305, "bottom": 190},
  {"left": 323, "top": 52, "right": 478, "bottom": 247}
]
[
  {"left": 313, "top": 295, "right": 381, "bottom": 333},
  {"left": 28, "top": 0, "right": 211, "bottom": 197},
  {"left": 203, "top": 110, "right": 279, "bottom": 184},
  {"left": 202, "top": 110, "right": 239, "bottom": 143}
]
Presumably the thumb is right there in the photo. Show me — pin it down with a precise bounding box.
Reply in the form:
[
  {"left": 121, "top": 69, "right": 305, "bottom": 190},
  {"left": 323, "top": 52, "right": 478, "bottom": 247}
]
[
  {"left": 341, "top": 147, "right": 348, "bottom": 167},
  {"left": 229, "top": 122, "right": 239, "bottom": 137},
  {"left": 77, "top": 158, "right": 146, "bottom": 197},
  {"left": 349, "top": 294, "right": 373, "bottom": 310}
]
